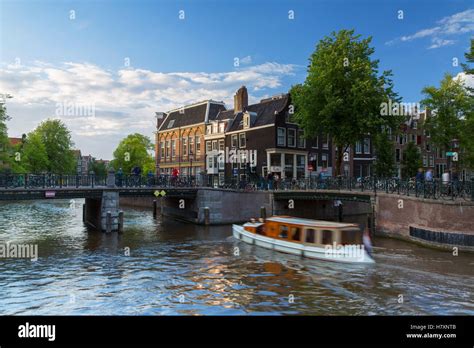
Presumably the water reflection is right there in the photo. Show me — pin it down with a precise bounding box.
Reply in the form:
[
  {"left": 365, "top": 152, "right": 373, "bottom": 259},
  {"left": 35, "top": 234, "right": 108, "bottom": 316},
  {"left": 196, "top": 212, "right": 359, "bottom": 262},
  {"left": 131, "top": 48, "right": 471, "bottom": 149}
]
[{"left": 0, "top": 199, "right": 472, "bottom": 315}]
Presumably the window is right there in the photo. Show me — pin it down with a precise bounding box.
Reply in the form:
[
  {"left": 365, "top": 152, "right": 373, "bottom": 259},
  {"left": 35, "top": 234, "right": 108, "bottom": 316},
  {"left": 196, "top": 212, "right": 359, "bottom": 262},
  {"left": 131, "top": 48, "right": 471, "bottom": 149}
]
[
  {"left": 355, "top": 141, "right": 362, "bottom": 154},
  {"left": 396, "top": 149, "right": 401, "bottom": 162},
  {"left": 277, "top": 127, "right": 286, "bottom": 146},
  {"left": 219, "top": 123, "right": 225, "bottom": 133},
  {"left": 206, "top": 125, "right": 212, "bottom": 134},
  {"left": 322, "top": 230, "right": 332, "bottom": 245},
  {"left": 340, "top": 229, "right": 361, "bottom": 245},
  {"left": 231, "top": 134, "right": 238, "bottom": 148},
  {"left": 312, "top": 136, "right": 319, "bottom": 149},
  {"left": 171, "top": 140, "right": 176, "bottom": 158},
  {"left": 212, "top": 140, "right": 218, "bottom": 151},
  {"left": 279, "top": 225, "right": 288, "bottom": 239},
  {"left": 218, "top": 139, "right": 224, "bottom": 151},
  {"left": 423, "top": 155, "right": 427, "bottom": 167},
  {"left": 213, "top": 123, "right": 218, "bottom": 134},
  {"left": 166, "top": 140, "right": 170, "bottom": 158},
  {"left": 167, "top": 120, "right": 175, "bottom": 128},
  {"left": 196, "top": 136, "right": 201, "bottom": 155},
  {"left": 363, "top": 138, "right": 370, "bottom": 154},
  {"left": 189, "top": 136, "right": 194, "bottom": 155},
  {"left": 322, "top": 135, "right": 329, "bottom": 149},
  {"left": 305, "top": 229, "right": 316, "bottom": 243},
  {"left": 287, "top": 129, "right": 296, "bottom": 147},
  {"left": 243, "top": 114, "right": 250, "bottom": 128},
  {"left": 160, "top": 141, "right": 165, "bottom": 159},
  {"left": 298, "top": 130, "right": 305, "bottom": 148},
  {"left": 426, "top": 142, "right": 431, "bottom": 152},
  {"left": 182, "top": 137, "right": 187, "bottom": 156},
  {"left": 429, "top": 155, "right": 434, "bottom": 167},
  {"left": 239, "top": 133, "right": 246, "bottom": 148},
  {"left": 290, "top": 227, "right": 301, "bottom": 241}
]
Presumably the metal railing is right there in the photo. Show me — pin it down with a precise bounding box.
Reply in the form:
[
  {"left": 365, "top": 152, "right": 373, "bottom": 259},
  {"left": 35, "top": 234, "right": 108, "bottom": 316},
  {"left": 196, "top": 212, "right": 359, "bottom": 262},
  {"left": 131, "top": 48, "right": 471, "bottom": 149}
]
[{"left": 0, "top": 173, "right": 472, "bottom": 201}]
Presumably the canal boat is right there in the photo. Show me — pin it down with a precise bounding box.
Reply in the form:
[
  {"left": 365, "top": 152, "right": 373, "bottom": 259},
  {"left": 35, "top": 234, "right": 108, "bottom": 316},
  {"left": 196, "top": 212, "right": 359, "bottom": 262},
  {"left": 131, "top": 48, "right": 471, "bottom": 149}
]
[{"left": 232, "top": 216, "right": 374, "bottom": 264}]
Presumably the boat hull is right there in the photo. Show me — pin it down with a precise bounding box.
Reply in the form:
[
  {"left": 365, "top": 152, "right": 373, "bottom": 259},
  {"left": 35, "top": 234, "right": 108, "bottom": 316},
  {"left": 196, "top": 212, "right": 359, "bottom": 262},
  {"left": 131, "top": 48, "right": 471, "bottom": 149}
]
[{"left": 232, "top": 224, "right": 374, "bottom": 264}]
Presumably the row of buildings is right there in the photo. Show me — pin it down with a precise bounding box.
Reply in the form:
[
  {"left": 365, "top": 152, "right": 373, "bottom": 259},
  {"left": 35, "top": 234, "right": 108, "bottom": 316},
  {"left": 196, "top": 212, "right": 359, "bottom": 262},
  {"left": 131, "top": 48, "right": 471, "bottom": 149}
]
[{"left": 155, "top": 86, "right": 471, "bottom": 185}]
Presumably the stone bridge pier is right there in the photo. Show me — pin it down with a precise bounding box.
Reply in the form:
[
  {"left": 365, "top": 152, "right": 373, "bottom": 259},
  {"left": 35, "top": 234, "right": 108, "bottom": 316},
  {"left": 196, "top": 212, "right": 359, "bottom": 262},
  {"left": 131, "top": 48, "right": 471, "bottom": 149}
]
[
  {"left": 83, "top": 170, "right": 122, "bottom": 232},
  {"left": 83, "top": 191, "right": 122, "bottom": 232}
]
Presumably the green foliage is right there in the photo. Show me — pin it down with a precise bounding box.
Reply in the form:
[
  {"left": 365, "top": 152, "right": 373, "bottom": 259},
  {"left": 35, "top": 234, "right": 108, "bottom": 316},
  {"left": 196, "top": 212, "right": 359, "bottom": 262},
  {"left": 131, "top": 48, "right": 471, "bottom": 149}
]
[
  {"left": 32, "top": 119, "right": 76, "bottom": 173},
  {"left": 0, "top": 96, "right": 13, "bottom": 173},
  {"left": 421, "top": 74, "right": 473, "bottom": 167},
  {"left": 290, "top": 29, "right": 402, "bottom": 175},
  {"left": 401, "top": 142, "right": 422, "bottom": 179},
  {"left": 22, "top": 132, "right": 50, "bottom": 173},
  {"left": 461, "top": 38, "right": 473, "bottom": 76},
  {"left": 373, "top": 131, "right": 395, "bottom": 178},
  {"left": 90, "top": 159, "right": 108, "bottom": 176},
  {"left": 111, "top": 133, "right": 155, "bottom": 174}
]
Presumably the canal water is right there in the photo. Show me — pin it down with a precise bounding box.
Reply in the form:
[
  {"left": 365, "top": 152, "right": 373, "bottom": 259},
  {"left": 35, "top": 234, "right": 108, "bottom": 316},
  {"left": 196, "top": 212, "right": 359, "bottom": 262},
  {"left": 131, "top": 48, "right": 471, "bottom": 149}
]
[{"left": 0, "top": 199, "right": 472, "bottom": 315}]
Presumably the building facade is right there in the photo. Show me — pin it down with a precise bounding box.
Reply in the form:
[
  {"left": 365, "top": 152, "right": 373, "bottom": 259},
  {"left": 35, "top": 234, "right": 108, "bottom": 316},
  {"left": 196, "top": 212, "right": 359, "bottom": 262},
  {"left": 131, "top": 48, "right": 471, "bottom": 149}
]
[{"left": 155, "top": 100, "right": 226, "bottom": 177}]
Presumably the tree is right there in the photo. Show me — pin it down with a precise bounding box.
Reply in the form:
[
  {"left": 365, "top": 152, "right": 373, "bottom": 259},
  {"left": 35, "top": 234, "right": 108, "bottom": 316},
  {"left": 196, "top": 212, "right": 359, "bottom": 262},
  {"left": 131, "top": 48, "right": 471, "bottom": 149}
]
[
  {"left": 22, "top": 132, "right": 49, "bottom": 173},
  {"left": 0, "top": 95, "right": 13, "bottom": 173},
  {"left": 291, "top": 29, "right": 402, "bottom": 176},
  {"left": 421, "top": 74, "right": 472, "bottom": 167},
  {"left": 32, "top": 119, "right": 76, "bottom": 173},
  {"left": 401, "top": 142, "right": 422, "bottom": 179},
  {"left": 373, "top": 131, "right": 395, "bottom": 178},
  {"left": 461, "top": 38, "right": 474, "bottom": 168},
  {"left": 111, "top": 133, "right": 155, "bottom": 174},
  {"left": 90, "top": 159, "right": 108, "bottom": 176}
]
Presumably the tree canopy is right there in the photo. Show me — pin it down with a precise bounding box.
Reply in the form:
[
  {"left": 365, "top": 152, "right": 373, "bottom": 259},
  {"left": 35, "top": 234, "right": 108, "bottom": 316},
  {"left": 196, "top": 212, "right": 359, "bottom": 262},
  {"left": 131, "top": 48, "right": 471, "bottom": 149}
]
[
  {"left": 31, "top": 119, "right": 76, "bottom": 173},
  {"left": 290, "top": 29, "right": 402, "bottom": 175},
  {"left": 111, "top": 133, "right": 155, "bottom": 174}
]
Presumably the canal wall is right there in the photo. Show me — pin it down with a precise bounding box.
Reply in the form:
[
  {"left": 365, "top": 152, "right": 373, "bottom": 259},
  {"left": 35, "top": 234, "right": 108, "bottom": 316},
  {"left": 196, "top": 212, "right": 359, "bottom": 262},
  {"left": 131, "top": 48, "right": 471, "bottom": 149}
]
[
  {"left": 195, "top": 188, "right": 273, "bottom": 224},
  {"left": 120, "top": 196, "right": 157, "bottom": 209},
  {"left": 375, "top": 193, "right": 474, "bottom": 251}
]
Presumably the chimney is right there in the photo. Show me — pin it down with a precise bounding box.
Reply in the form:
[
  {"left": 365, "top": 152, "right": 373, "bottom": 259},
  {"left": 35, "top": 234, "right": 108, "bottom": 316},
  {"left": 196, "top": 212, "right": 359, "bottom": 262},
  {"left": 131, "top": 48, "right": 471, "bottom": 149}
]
[
  {"left": 233, "top": 86, "right": 248, "bottom": 113},
  {"left": 156, "top": 112, "right": 166, "bottom": 129}
]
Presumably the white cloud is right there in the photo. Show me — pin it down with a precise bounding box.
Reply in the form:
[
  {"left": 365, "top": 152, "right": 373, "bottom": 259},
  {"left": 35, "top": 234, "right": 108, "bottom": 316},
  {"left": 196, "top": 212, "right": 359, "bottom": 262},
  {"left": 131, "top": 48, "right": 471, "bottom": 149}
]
[
  {"left": 386, "top": 9, "right": 474, "bottom": 49},
  {"left": 0, "top": 60, "right": 296, "bottom": 158},
  {"left": 456, "top": 72, "right": 474, "bottom": 90}
]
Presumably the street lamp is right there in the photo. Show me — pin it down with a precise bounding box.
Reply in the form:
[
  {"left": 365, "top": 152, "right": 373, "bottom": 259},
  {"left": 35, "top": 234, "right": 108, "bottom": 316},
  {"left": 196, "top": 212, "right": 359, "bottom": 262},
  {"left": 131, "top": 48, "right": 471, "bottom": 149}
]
[{"left": 189, "top": 150, "right": 194, "bottom": 182}]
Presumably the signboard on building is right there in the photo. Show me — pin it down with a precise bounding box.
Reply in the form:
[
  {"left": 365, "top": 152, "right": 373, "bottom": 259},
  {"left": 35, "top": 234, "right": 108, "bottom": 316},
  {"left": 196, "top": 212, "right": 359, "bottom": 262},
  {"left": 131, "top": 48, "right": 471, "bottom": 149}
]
[{"left": 45, "top": 191, "right": 56, "bottom": 198}]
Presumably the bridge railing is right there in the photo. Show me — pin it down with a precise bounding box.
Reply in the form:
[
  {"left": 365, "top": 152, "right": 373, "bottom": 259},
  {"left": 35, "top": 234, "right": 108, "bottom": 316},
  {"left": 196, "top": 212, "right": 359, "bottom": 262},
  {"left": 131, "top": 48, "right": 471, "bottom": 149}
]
[
  {"left": 0, "top": 173, "right": 472, "bottom": 201},
  {"left": 0, "top": 173, "right": 108, "bottom": 189}
]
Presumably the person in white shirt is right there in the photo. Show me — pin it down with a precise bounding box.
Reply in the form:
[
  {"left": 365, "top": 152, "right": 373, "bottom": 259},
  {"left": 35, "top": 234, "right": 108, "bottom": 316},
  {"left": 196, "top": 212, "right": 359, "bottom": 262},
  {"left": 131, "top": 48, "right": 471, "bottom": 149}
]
[{"left": 442, "top": 170, "right": 450, "bottom": 185}]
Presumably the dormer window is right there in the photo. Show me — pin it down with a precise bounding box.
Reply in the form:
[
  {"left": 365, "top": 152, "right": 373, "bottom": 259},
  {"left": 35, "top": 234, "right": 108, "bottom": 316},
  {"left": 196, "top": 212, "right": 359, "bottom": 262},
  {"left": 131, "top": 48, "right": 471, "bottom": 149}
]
[{"left": 244, "top": 114, "right": 250, "bottom": 129}]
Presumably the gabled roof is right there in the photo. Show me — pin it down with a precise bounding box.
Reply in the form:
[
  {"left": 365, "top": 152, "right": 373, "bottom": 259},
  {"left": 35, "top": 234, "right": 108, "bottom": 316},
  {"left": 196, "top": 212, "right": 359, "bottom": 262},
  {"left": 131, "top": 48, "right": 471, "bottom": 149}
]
[
  {"left": 158, "top": 100, "right": 226, "bottom": 132},
  {"left": 8, "top": 137, "right": 22, "bottom": 146},
  {"left": 227, "top": 94, "right": 289, "bottom": 132}
]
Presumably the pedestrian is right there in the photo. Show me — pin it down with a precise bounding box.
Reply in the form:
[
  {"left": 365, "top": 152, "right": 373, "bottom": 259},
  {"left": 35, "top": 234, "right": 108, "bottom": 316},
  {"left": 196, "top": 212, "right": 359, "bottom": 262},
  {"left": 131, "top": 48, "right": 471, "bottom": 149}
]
[
  {"left": 116, "top": 167, "right": 123, "bottom": 187},
  {"left": 424, "top": 169, "right": 433, "bottom": 182},
  {"left": 442, "top": 170, "right": 450, "bottom": 185},
  {"left": 267, "top": 172, "right": 274, "bottom": 190}
]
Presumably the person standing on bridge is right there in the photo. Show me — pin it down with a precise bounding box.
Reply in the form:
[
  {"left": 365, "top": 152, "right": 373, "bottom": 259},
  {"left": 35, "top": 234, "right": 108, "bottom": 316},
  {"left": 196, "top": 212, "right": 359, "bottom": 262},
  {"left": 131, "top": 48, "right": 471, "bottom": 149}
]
[{"left": 116, "top": 167, "right": 123, "bottom": 187}]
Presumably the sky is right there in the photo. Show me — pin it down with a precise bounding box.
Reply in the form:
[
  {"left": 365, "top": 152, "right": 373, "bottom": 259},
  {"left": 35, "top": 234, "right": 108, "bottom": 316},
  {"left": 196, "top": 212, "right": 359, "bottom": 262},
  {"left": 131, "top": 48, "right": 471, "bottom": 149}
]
[{"left": 0, "top": 0, "right": 473, "bottom": 159}]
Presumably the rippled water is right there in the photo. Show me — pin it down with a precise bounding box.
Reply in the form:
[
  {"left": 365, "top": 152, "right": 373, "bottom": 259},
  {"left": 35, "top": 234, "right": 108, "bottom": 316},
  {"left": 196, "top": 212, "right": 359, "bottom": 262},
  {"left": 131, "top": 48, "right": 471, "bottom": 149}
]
[{"left": 0, "top": 199, "right": 473, "bottom": 315}]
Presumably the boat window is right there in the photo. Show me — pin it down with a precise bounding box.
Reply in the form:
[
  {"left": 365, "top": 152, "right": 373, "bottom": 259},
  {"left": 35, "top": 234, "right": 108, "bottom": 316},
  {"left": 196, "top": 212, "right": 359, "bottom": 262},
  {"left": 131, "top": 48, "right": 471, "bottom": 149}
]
[
  {"left": 278, "top": 225, "right": 288, "bottom": 238},
  {"left": 256, "top": 225, "right": 266, "bottom": 236},
  {"left": 340, "top": 229, "right": 361, "bottom": 245},
  {"left": 305, "top": 228, "right": 316, "bottom": 243},
  {"left": 321, "top": 230, "right": 333, "bottom": 245},
  {"left": 290, "top": 227, "right": 301, "bottom": 241}
]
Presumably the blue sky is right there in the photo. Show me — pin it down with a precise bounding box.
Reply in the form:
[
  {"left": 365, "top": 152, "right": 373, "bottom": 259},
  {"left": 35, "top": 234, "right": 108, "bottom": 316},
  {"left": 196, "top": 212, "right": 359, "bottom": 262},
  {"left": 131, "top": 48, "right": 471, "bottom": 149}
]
[{"left": 0, "top": 0, "right": 473, "bottom": 159}]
